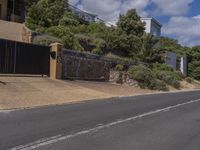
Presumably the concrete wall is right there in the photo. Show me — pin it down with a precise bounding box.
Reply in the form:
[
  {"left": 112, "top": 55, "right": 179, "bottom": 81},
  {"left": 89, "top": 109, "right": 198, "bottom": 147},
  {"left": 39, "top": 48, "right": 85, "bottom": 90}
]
[
  {"left": 0, "top": 20, "right": 33, "bottom": 43},
  {"left": 180, "top": 56, "right": 187, "bottom": 75},
  {"left": 142, "top": 18, "right": 151, "bottom": 34},
  {"left": 165, "top": 51, "right": 177, "bottom": 70},
  {"left": 0, "top": 20, "right": 23, "bottom": 41},
  {"left": 0, "top": 0, "right": 7, "bottom": 20},
  {"left": 61, "top": 49, "right": 111, "bottom": 81},
  {"left": 141, "top": 18, "right": 161, "bottom": 37}
]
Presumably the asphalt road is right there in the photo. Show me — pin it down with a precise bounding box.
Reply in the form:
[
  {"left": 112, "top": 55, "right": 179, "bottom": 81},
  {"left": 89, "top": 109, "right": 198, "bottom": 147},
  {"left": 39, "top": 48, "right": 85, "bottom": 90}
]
[{"left": 1, "top": 90, "right": 200, "bottom": 150}]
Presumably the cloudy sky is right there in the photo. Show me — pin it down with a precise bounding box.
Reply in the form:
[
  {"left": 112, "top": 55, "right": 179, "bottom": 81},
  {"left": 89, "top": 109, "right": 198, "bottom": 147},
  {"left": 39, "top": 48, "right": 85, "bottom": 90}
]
[{"left": 69, "top": 0, "right": 200, "bottom": 47}]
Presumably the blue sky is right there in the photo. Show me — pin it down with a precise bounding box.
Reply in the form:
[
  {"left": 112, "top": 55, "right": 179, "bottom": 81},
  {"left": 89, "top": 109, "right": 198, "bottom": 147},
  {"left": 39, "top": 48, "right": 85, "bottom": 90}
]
[{"left": 69, "top": 0, "right": 200, "bottom": 47}]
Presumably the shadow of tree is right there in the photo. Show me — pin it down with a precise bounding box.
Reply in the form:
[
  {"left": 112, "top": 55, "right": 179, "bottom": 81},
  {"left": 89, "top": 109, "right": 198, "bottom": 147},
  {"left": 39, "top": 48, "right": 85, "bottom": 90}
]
[{"left": 0, "top": 81, "right": 6, "bottom": 85}]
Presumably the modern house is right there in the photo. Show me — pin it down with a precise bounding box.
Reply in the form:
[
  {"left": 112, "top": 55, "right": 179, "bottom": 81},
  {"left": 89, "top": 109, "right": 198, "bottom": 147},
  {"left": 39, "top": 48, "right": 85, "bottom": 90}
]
[
  {"left": 0, "top": 0, "right": 25, "bottom": 23},
  {"left": 68, "top": 4, "right": 98, "bottom": 23},
  {"left": 0, "top": 0, "right": 31, "bottom": 43},
  {"left": 141, "top": 17, "right": 162, "bottom": 37}
]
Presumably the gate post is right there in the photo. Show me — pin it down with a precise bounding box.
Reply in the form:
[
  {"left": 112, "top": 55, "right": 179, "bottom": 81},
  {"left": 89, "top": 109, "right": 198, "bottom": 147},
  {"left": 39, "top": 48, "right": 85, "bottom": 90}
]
[{"left": 50, "top": 43, "right": 63, "bottom": 79}]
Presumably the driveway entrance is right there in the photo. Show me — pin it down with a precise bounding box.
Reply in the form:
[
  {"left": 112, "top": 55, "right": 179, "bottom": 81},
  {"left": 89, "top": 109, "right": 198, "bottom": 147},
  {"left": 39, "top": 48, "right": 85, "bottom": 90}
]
[
  {"left": 0, "top": 76, "right": 153, "bottom": 110},
  {"left": 0, "top": 38, "right": 50, "bottom": 75}
]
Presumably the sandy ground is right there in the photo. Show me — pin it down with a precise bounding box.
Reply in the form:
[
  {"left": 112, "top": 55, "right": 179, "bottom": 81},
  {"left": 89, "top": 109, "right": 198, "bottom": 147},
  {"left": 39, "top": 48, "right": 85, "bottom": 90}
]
[
  {"left": 0, "top": 76, "right": 199, "bottom": 110},
  {"left": 0, "top": 76, "right": 153, "bottom": 110},
  {"left": 180, "top": 80, "right": 200, "bottom": 89}
]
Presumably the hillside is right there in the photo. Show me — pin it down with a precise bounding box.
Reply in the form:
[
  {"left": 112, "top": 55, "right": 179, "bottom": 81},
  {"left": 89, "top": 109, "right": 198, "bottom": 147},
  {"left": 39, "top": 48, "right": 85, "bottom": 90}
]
[{"left": 23, "top": 0, "right": 200, "bottom": 90}]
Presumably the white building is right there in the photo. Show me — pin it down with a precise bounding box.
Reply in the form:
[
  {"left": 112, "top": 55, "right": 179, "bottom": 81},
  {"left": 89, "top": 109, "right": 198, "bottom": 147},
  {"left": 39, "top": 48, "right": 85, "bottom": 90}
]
[{"left": 141, "top": 18, "right": 162, "bottom": 37}]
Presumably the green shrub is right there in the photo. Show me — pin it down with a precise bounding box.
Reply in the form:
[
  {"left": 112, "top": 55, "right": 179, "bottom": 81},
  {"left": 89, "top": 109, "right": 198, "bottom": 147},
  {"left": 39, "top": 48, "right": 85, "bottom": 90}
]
[
  {"left": 59, "top": 11, "right": 80, "bottom": 26},
  {"left": 167, "top": 71, "right": 183, "bottom": 81},
  {"left": 149, "top": 79, "right": 168, "bottom": 91},
  {"left": 152, "top": 63, "right": 174, "bottom": 72},
  {"left": 152, "top": 63, "right": 185, "bottom": 81},
  {"left": 155, "top": 71, "right": 181, "bottom": 89},
  {"left": 152, "top": 63, "right": 183, "bottom": 89},
  {"left": 185, "top": 77, "right": 194, "bottom": 83},
  {"left": 33, "top": 35, "right": 62, "bottom": 46},
  {"left": 169, "top": 79, "right": 181, "bottom": 89},
  {"left": 45, "top": 26, "right": 71, "bottom": 38},
  {"left": 128, "top": 65, "right": 168, "bottom": 90},
  {"left": 105, "top": 53, "right": 134, "bottom": 62},
  {"left": 91, "top": 38, "right": 106, "bottom": 55},
  {"left": 128, "top": 65, "right": 153, "bottom": 88},
  {"left": 25, "top": 0, "right": 65, "bottom": 30},
  {"left": 174, "top": 71, "right": 186, "bottom": 79},
  {"left": 115, "top": 64, "right": 124, "bottom": 71},
  {"left": 188, "top": 61, "right": 200, "bottom": 80}
]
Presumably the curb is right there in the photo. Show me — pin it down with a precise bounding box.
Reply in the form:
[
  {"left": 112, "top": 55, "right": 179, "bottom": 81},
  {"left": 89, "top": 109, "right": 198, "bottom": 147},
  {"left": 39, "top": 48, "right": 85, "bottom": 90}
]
[{"left": 0, "top": 89, "right": 200, "bottom": 113}]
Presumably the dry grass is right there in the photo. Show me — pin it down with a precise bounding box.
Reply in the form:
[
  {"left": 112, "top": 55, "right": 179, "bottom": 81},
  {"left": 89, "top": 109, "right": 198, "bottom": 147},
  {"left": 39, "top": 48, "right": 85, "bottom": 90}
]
[{"left": 180, "top": 80, "right": 200, "bottom": 90}]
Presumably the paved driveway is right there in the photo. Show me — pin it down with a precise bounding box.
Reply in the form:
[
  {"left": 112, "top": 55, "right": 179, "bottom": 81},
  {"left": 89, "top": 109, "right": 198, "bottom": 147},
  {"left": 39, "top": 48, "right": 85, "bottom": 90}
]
[{"left": 0, "top": 76, "right": 152, "bottom": 110}]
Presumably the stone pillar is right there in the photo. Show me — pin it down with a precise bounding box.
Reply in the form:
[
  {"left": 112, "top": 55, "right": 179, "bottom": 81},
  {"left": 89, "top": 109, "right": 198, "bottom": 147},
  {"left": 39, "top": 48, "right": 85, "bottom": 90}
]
[
  {"left": 0, "top": 0, "right": 8, "bottom": 20},
  {"left": 50, "top": 43, "right": 63, "bottom": 79}
]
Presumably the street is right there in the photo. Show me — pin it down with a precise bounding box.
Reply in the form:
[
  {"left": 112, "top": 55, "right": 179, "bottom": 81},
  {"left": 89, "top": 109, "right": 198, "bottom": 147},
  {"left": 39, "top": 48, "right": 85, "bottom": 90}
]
[{"left": 1, "top": 90, "right": 200, "bottom": 150}]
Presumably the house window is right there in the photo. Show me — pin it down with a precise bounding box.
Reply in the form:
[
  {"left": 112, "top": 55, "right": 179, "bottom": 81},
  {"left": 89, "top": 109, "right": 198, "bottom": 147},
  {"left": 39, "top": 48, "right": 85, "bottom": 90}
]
[{"left": 6, "top": 0, "right": 25, "bottom": 22}]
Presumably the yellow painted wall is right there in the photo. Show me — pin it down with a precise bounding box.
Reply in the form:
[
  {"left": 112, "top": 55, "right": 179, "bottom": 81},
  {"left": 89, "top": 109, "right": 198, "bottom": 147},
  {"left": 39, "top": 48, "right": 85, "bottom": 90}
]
[{"left": 50, "top": 43, "right": 63, "bottom": 79}]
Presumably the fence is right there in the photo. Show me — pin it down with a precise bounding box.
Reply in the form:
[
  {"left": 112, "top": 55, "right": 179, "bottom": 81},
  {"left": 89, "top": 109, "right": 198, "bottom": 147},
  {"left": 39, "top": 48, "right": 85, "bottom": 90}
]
[{"left": 0, "top": 38, "right": 50, "bottom": 75}]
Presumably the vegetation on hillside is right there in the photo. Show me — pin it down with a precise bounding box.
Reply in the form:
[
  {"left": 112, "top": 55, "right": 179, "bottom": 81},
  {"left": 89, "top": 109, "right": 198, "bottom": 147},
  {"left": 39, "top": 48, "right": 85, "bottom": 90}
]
[
  {"left": 158, "top": 37, "right": 200, "bottom": 80},
  {"left": 24, "top": 0, "right": 200, "bottom": 88}
]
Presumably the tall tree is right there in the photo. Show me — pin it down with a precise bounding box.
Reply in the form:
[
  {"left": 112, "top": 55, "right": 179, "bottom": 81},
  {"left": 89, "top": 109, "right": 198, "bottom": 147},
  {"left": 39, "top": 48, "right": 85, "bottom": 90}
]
[
  {"left": 25, "top": 0, "right": 65, "bottom": 30},
  {"left": 117, "top": 9, "right": 145, "bottom": 37},
  {"left": 188, "top": 46, "right": 200, "bottom": 80},
  {"left": 24, "top": 0, "right": 40, "bottom": 11},
  {"left": 158, "top": 37, "right": 186, "bottom": 55},
  {"left": 136, "top": 33, "right": 163, "bottom": 63}
]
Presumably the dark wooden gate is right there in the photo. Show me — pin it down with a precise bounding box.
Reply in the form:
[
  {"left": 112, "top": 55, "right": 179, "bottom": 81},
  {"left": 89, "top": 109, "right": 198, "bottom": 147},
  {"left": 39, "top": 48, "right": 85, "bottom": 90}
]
[{"left": 0, "top": 39, "right": 50, "bottom": 75}]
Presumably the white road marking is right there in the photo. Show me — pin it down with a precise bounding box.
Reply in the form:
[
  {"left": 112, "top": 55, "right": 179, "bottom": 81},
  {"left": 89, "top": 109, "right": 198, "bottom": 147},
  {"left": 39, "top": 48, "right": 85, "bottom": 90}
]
[{"left": 9, "top": 98, "right": 200, "bottom": 150}]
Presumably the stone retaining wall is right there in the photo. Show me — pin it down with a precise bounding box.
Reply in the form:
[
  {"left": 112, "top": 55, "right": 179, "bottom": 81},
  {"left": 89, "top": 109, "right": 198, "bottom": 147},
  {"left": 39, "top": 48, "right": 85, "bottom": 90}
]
[{"left": 62, "top": 49, "right": 111, "bottom": 81}]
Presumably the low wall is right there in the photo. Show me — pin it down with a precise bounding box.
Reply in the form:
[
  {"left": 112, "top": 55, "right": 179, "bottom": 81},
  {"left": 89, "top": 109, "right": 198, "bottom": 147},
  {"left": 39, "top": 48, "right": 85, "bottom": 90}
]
[{"left": 61, "top": 49, "right": 111, "bottom": 81}]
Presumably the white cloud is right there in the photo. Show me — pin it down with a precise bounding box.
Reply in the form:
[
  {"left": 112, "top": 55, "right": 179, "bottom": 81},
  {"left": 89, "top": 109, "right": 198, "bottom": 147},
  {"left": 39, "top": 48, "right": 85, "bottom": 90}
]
[
  {"left": 69, "top": 0, "right": 194, "bottom": 21},
  {"left": 163, "top": 15, "right": 200, "bottom": 46},
  {"left": 69, "top": 0, "right": 199, "bottom": 46},
  {"left": 69, "top": 0, "right": 150, "bottom": 21},
  {"left": 151, "top": 0, "right": 194, "bottom": 16},
  {"left": 120, "top": 0, "right": 150, "bottom": 16}
]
